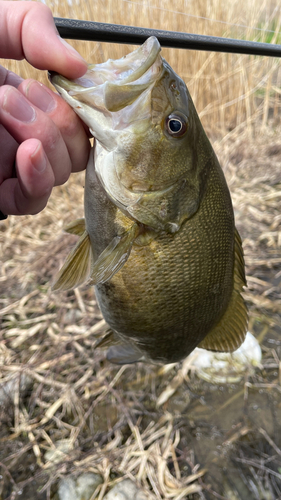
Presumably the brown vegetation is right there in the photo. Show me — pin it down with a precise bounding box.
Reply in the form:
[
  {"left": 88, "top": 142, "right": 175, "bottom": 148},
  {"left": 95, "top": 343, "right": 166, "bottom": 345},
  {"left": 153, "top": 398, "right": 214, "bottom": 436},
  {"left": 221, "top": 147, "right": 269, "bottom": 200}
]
[{"left": 0, "top": 0, "right": 281, "bottom": 499}]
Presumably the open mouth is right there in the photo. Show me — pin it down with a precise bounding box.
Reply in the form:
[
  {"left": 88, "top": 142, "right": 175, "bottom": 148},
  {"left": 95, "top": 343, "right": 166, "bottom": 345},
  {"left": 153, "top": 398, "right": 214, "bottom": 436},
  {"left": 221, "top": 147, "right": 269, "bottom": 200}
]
[{"left": 50, "top": 37, "right": 163, "bottom": 114}]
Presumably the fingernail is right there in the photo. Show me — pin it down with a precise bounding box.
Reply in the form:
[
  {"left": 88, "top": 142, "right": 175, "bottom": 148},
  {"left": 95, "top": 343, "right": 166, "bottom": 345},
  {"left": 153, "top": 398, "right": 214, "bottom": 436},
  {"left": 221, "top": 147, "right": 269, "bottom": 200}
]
[
  {"left": 58, "top": 36, "right": 87, "bottom": 64},
  {"left": 31, "top": 144, "right": 47, "bottom": 172},
  {"left": 3, "top": 87, "right": 35, "bottom": 123},
  {"left": 25, "top": 81, "right": 56, "bottom": 113}
]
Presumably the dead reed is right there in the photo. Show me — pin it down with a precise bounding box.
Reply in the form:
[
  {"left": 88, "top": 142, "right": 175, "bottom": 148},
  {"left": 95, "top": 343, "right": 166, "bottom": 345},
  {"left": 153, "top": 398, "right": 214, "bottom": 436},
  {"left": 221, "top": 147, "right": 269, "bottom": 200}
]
[
  {"left": 1, "top": 0, "right": 281, "bottom": 131},
  {"left": 0, "top": 0, "right": 281, "bottom": 498}
]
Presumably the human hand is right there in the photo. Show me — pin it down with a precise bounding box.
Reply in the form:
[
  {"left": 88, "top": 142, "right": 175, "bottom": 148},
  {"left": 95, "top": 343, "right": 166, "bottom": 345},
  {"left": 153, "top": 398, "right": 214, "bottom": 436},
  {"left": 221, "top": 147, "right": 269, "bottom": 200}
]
[{"left": 0, "top": 1, "right": 91, "bottom": 217}]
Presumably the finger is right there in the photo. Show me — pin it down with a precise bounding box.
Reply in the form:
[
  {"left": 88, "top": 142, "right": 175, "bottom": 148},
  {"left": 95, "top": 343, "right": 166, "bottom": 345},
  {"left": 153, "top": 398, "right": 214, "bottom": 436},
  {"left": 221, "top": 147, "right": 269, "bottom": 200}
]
[
  {"left": 0, "top": 139, "right": 55, "bottom": 215},
  {"left": 19, "top": 79, "right": 91, "bottom": 173},
  {"left": 0, "top": 125, "right": 18, "bottom": 181},
  {"left": 0, "top": 85, "right": 73, "bottom": 186},
  {"left": 0, "top": 65, "right": 23, "bottom": 88},
  {"left": 1, "top": 1, "right": 87, "bottom": 79}
]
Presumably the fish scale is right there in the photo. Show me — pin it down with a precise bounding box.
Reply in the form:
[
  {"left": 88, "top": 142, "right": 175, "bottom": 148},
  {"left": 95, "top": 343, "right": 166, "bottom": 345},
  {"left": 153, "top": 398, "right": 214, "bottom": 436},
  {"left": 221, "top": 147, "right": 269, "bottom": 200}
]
[
  {"left": 91, "top": 156, "right": 234, "bottom": 363},
  {"left": 50, "top": 36, "right": 248, "bottom": 365}
]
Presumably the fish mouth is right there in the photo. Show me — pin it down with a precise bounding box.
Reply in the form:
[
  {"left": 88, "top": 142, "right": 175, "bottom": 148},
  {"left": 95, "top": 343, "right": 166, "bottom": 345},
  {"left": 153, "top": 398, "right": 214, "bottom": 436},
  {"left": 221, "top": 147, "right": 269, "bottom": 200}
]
[
  {"left": 50, "top": 37, "right": 163, "bottom": 149},
  {"left": 50, "top": 38, "right": 191, "bottom": 231}
]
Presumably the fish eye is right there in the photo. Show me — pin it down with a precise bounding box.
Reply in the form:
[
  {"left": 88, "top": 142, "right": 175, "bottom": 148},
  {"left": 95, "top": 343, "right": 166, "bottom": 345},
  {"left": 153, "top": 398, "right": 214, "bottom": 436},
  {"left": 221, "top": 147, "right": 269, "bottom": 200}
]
[{"left": 165, "top": 113, "right": 187, "bottom": 137}]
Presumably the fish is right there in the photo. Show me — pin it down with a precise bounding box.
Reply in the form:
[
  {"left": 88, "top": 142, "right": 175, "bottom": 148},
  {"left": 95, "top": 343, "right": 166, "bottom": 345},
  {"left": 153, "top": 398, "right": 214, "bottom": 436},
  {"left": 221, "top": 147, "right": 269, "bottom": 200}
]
[{"left": 50, "top": 36, "right": 248, "bottom": 365}]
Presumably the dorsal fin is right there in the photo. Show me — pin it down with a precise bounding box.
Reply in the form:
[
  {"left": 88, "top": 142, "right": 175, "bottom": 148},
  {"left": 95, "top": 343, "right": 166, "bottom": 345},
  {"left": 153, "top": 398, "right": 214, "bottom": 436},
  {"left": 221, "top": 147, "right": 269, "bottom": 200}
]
[{"left": 198, "top": 228, "right": 248, "bottom": 352}]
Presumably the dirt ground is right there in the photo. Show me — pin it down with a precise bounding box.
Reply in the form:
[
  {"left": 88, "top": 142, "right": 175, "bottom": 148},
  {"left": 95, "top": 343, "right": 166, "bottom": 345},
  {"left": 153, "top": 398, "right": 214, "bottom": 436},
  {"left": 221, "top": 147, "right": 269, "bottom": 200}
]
[{"left": 0, "top": 124, "right": 281, "bottom": 500}]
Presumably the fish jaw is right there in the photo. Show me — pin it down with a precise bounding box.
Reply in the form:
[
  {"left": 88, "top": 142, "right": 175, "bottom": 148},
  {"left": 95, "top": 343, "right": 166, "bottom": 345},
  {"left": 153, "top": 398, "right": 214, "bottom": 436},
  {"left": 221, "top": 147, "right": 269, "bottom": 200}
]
[
  {"left": 50, "top": 37, "right": 210, "bottom": 232},
  {"left": 49, "top": 73, "right": 118, "bottom": 151},
  {"left": 49, "top": 37, "right": 162, "bottom": 151}
]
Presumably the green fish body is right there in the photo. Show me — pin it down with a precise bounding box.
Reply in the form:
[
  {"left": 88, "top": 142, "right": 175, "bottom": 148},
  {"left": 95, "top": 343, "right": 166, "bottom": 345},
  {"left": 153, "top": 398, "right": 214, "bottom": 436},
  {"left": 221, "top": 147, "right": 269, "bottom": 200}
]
[{"left": 50, "top": 37, "right": 248, "bottom": 364}]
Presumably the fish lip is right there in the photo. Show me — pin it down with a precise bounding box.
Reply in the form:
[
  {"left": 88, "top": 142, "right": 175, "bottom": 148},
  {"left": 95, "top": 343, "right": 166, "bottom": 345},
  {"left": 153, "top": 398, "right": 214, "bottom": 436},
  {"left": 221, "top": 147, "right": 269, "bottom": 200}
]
[
  {"left": 51, "top": 37, "right": 162, "bottom": 111},
  {"left": 49, "top": 38, "right": 164, "bottom": 151},
  {"left": 116, "top": 36, "right": 161, "bottom": 85},
  {"left": 88, "top": 36, "right": 161, "bottom": 86}
]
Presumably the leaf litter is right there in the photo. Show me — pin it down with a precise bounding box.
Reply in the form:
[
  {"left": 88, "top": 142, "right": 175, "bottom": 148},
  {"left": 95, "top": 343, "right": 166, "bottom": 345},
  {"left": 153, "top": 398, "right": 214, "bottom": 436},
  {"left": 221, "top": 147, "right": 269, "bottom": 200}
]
[{"left": 0, "top": 124, "right": 281, "bottom": 499}]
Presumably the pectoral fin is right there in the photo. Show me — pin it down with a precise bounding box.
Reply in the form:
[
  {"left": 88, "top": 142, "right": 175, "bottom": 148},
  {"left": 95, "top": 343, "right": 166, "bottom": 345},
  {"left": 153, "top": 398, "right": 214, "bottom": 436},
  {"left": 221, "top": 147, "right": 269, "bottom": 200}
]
[
  {"left": 89, "top": 223, "right": 139, "bottom": 285},
  {"left": 52, "top": 230, "right": 92, "bottom": 291},
  {"left": 198, "top": 229, "right": 248, "bottom": 352},
  {"left": 64, "top": 218, "right": 86, "bottom": 236}
]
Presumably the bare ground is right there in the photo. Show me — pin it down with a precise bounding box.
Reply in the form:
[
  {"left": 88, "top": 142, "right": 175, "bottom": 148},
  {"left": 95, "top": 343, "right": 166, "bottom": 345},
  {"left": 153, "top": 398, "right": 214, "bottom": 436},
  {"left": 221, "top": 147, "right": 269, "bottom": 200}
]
[{"left": 0, "top": 124, "right": 281, "bottom": 500}]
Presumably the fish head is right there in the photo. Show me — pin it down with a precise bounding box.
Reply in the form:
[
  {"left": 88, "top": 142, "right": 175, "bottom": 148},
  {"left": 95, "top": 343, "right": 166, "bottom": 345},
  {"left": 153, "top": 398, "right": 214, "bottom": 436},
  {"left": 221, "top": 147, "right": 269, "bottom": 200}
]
[
  {"left": 50, "top": 37, "right": 162, "bottom": 151},
  {"left": 50, "top": 37, "right": 210, "bottom": 233}
]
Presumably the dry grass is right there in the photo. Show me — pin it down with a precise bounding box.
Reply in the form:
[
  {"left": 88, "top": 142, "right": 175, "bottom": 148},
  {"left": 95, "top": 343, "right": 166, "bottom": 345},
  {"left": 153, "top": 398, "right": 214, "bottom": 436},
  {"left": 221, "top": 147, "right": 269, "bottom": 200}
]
[
  {"left": 1, "top": 0, "right": 281, "bottom": 131},
  {"left": 1, "top": 126, "right": 280, "bottom": 498},
  {"left": 1, "top": 0, "right": 281, "bottom": 499}
]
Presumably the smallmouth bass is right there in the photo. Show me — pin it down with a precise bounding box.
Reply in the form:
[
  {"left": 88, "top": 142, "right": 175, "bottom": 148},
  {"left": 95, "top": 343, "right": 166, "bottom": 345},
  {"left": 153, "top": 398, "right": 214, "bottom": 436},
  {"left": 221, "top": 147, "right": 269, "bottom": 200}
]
[{"left": 50, "top": 37, "right": 248, "bottom": 365}]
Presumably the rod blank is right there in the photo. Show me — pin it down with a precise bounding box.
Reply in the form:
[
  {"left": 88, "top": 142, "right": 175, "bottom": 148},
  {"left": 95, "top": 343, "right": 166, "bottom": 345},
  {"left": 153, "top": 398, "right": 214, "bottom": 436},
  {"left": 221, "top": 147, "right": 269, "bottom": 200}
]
[{"left": 54, "top": 17, "right": 281, "bottom": 57}]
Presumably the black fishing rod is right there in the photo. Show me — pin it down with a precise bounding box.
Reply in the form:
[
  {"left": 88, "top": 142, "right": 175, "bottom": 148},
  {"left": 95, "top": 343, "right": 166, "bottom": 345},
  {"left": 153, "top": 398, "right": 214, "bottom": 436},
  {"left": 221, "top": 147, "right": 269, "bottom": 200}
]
[{"left": 54, "top": 18, "right": 281, "bottom": 58}]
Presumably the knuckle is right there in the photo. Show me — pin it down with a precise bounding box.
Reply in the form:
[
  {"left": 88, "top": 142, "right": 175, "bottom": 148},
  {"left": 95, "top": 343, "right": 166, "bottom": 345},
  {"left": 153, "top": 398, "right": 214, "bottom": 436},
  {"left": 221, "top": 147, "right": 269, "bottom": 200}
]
[
  {"left": 59, "top": 111, "right": 82, "bottom": 140},
  {"left": 39, "top": 124, "right": 72, "bottom": 186},
  {"left": 0, "top": 69, "right": 10, "bottom": 87},
  {"left": 43, "top": 126, "right": 61, "bottom": 152},
  {"left": 32, "top": 2, "right": 53, "bottom": 18}
]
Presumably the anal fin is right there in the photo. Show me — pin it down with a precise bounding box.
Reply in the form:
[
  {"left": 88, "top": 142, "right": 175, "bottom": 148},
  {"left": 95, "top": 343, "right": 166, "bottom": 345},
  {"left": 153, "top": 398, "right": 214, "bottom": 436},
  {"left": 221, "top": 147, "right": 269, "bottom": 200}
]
[
  {"left": 95, "top": 330, "right": 144, "bottom": 364},
  {"left": 198, "top": 228, "right": 248, "bottom": 352},
  {"left": 106, "top": 344, "right": 144, "bottom": 365},
  {"left": 94, "top": 330, "right": 120, "bottom": 349}
]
